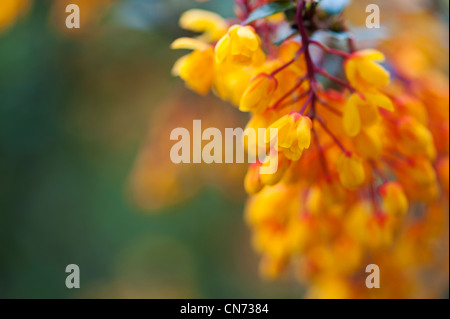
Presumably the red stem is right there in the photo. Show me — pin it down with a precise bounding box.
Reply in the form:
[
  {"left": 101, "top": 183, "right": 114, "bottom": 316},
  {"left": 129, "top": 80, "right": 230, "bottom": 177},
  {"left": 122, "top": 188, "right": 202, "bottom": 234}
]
[
  {"left": 270, "top": 46, "right": 305, "bottom": 76},
  {"left": 237, "top": 0, "right": 252, "bottom": 20},
  {"left": 347, "top": 37, "right": 356, "bottom": 53},
  {"left": 300, "top": 91, "right": 314, "bottom": 114},
  {"left": 278, "top": 89, "right": 312, "bottom": 109},
  {"left": 316, "top": 97, "right": 343, "bottom": 117},
  {"left": 295, "top": 0, "right": 321, "bottom": 120},
  {"left": 270, "top": 75, "right": 308, "bottom": 109},
  {"left": 296, "top": 1, "right": 317, "bottom": 88},
  {"left": 370, "top": 181, "right": 382, "bottom": 215},
  {"left": 370, "top": 160, "right": 389, "bottom": 183},
  {"left": 315, "top": 67, "right": 355, "bottom": 92},
  {"left": 312, "top": 127, "right": 332, "bottom": 182},
  {"left": 316, "top": 117, "right": 351, "bottom": 155},
  {"left": 309, "top": 40, "right": 351, "bottom": 59}
]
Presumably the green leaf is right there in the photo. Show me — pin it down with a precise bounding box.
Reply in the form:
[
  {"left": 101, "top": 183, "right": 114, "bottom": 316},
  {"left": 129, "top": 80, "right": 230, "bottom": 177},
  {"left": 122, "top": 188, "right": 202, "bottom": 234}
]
[{"left": 245, "top": 1, "right": 296, "bottom": 24}]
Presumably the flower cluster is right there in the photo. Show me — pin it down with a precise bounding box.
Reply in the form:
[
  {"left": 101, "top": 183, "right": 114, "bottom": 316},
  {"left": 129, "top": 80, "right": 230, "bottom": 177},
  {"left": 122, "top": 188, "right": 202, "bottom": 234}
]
[{"left": 172, "top": 0, "right": 449, "bottom": 298}]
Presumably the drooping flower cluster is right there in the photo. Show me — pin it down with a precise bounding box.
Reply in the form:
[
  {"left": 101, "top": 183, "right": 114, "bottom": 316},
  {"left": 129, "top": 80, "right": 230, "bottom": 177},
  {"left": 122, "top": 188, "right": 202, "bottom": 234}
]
[{"left": 172, "top": 0, "right": 449, "bottom": 298}]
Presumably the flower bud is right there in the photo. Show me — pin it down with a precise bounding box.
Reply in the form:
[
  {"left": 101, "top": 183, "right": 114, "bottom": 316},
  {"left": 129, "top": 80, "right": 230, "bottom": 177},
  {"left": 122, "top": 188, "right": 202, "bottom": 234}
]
[
  {"left": 337, "top": 153, "right": 366, "bottom": 190},
  {"left": 240, "top": 74, "right": 277, "bottom": 114},
  {"left": 379, "top": 182, "right": 409, "bottom": 217}
]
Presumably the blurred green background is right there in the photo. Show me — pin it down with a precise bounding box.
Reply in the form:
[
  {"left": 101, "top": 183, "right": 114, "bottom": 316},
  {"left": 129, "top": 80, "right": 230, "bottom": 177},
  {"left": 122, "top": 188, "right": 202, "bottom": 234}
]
[{"left": 0, "top": 0, "right": 303, "bottom": 298}]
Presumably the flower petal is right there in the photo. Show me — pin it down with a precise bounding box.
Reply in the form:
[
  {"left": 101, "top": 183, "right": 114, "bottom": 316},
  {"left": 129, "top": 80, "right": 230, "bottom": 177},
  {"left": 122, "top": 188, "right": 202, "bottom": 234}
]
[{"left": 343, "top": 94, "right": 362, "bottom": 137}]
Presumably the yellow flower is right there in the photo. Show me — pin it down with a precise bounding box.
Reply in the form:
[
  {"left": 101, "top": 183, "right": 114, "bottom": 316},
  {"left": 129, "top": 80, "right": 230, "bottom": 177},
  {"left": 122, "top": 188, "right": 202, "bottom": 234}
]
[
  {"left": 345, "top": 202, "right": 372, "bottom": 243},
  {"left": 345, "top": 49, "right": 391, "bottom": 91},
  {"left": 179, "top": 9, "right": 228, "bottom": 42},
  {"left": 305, "top": 183, "right": 346, "bottom": 217},
  {"left": 170, "top": 2, "right": 450, "bottom": 298},
  {"left": 213, "top": 62, "right": 253, "bottom": 105},
  {"left": 308, "top": 275, "right": 352, "bottom": 299},
  {"left": 278, "top": 40, "right": 306, "bottom": 74},
  {"left": 244, "top": 184, "right": 307, "bottom": 279},
  {"left": 266, "top": 113, "right": 312, "bottom": 161},
  {"left": 379, "top": 182, "right": 409, "bottom": 217},
  {"left": 260, "top": 151, "right": 291, "bottom": 186},
  {"left": 244, "top": 162, "right": 264, "bottom": 195},
  {"left": 243, "top": 110, "right": 280, "bottom": 159},
  {"left": 171, "top": 38, "right": 214, "bottom": 95},
  {"left": 259, "top": 256, "right": 287, "bottom": 280},
  {"left": 240, "top": 74, "right": 277, "bottom": 114},
  {"left": 343, "top": 92, "right": 394, "bottom": 137},
  {"left": 345, "top": 202, "right": 395, "bottom": 248},
  {"left": 245, "top": 183, "right": 300, "bottom": 227},
  {"left": 397, "top": 157, "right": 439, "bottom": 202},
  {"left": 215, "top": 25, "right": 265, "bottom": 66},
  {"left": 172, "top": 9, "right": 228, "bottom": 95},
  {"left": 366, "top": 213, "right": 396, "bottom": 248},
  {"left": 337, "top": 153, "right": 366, "bottom": 190},
  {"left": 397, "top": 116, "right": 437, "bottom": 160},
  {"left": 353, "top": 126, "right": 383, "bottom": 159},
  {"left": 297, "top": 115, "right": 313, "bottom": 150}
]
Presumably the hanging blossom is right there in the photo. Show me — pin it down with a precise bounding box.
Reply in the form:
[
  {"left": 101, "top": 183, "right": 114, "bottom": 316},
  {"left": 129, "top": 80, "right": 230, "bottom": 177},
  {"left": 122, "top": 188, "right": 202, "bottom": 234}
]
[{"left": 171, "top": 0, "right": 449, "bottom": 298}]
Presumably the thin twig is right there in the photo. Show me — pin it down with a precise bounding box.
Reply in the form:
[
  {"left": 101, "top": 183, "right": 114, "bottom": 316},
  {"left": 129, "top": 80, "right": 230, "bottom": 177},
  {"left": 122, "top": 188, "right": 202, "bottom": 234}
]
[{"left": 316, "top": 117, "right": 351, "bottom": 155}]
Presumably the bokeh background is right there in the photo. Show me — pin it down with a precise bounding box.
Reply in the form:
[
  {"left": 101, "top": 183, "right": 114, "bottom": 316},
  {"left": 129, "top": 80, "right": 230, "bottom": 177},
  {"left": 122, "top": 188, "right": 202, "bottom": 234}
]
[{"left": 0, "top": 0, "right": 448, "bottom": 298}]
